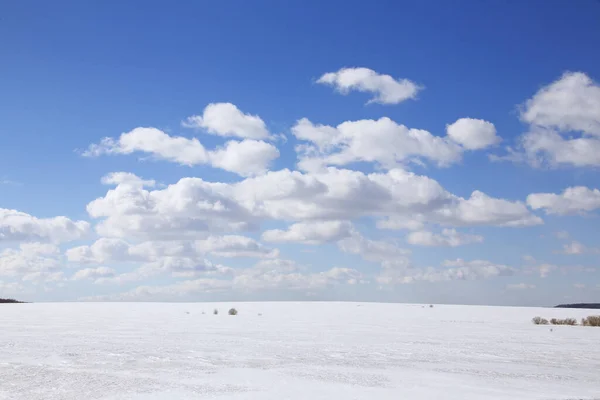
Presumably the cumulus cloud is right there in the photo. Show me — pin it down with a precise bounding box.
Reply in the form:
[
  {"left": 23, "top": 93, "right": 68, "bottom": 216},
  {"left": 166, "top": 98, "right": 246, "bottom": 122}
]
[
  {"left": 292, "top": 117, "right": 463, "bottom": 170},
  {"left": 433, "top": 190, "right": 542, "bottom": 227},
  {"left": 81, "top": 261, "right": 363, "bottom": 301},
  {"left": 446, "top": 118, "right": 501, "bottom": 150},
  {"left": 293, "top": 116, "right": 504, "bottom": 172},
  {"left": 376, "top": 216, "right": 425, "bottom": 231},
  {"left": 0, "top": 243, "right": 62, "bottom": 279},
  {"left": 183, "top": 102, "right": 271, "bottom": 139},
  {"left": 338, "top": 233, "right": 411, "bottom": 269},
  {"left": 494, "top": 72, "right": 600, "bottom": 167},
  {"left": 317, "top": 67, "right": 422, "bottom": 105},
  {"left": 378, "top": 258, "right": 513, "bottom": 285},
  {"left": 521, "top": 72, "right": 600, "bottom": 136},
  {"left": 261, "top": 220, "right": 354, "bottom": 244},
  {"left": 67, "top": 236, "right": 276, "bottom": 266},
  {"left": 72, "top": 267, "right": 116, "bottom": 281},
  {"left": 85, "top": 168, "right": 541, "bottom": 241},
  {"left": 527, "top": 186, "right": 600, "bottom": 215},
  {"left": 84, "top": 127, "right": 279, "bottom": 176},
  {"left": 406, "top": 229, "right": 483, "bottom": 247},
  {"left": 0, "top": 208, "right": 90, "bottom": 243}
]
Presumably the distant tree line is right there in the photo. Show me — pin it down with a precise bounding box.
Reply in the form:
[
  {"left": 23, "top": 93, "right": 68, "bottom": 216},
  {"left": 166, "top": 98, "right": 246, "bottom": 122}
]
[
  {"left": 0, "top": 298, "right": 25, "bottom": 304},
  {"left": 555, "top": 303, "right": 600, "bottom": 309}
]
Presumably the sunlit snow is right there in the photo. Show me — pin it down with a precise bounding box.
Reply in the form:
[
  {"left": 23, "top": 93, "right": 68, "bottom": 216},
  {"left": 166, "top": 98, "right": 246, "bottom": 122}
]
[{"left": 1, "top": 302, "right": 599, "bottom": 399}]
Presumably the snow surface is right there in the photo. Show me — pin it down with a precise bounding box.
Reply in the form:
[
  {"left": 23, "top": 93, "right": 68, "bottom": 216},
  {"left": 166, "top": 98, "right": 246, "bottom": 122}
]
[{"left": 1, "top": 302, "right": 599, "bottom": 399}]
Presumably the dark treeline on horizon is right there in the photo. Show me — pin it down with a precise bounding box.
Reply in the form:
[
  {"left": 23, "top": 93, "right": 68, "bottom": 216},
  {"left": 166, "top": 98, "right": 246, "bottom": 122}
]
[{"left": 555, "top": 303, "right": 600, "bottom": 309}]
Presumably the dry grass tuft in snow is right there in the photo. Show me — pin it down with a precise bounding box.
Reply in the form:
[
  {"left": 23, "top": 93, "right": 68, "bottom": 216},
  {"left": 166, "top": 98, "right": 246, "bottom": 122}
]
[
  {"left": 532, "top": 316, "right": 549, "bottom": 325},
  {"left": 550, "top": 317, "right": 578, "bottom": 326},
  {"left": 582, "top": 315, "right": 600, "bottom": 327}
]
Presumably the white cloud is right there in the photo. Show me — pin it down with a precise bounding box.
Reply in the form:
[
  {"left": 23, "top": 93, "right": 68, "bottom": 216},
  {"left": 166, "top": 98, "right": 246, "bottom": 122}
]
[
  {"left": 446, "top": 118, "right": 501, "bottom": 150},
  {"left": 72, "top": 267, "right": 116, "bottom": 281},
  {"left": 67, "top": 236, "right": 276, "bottom": 266},
  {"left": 0, "top": 208, "right": 90, "bottom": 243},
  {"left": 494, "top": 72, "right": 600, "bottom": 167},
  {"left": 558, "top": 241, "right": 600, "bottom": 255},
  {"left": 85, "top": 168, "right": 541, "bottom": 241},
  {"left": 195, "top": 235, "right": 279, "bottom": 258},
  {"left": 406, "top": 229, "right": 483, "bottom": 247},
  {"left": 261, "top": 221, "right": 354, "bottom": 245},
  {"left": 0, "top": 243, "right": 62, "bottom": 279},
  {"left": 208, "top": 139, "right": 280, "bottom": 176},
  {"left": 376, "top": 216, "right": 424, "bottom": 231},
  {"left": 292, "top": 117, "right": 463, "bottom": 170},
  {"left": 555, "top": 231, "right": 570, "bottom": 239},
  {"left": 527, "top": 186, "right": 600, "bottom": 215},
  {"left": 433, "top": 190, "right": 542, "bottom": 227},
  {"left": 506, "top": 283, "right": 536, "bottom": 290},
  {"left": 22, "top": 271, "right": 64, "bottom": 283},
  {"left": 573, "top": 283, "right": 586, "bottom": 289},
  {"left": 520, "top": 72, "right": 600, "bottom": 136},
  {"left": 183, "top": 103, "right": 271, "bottom": 139},
  {"left": 84, "top": 127, "right": 279, "bottom": 176},
  {"left": 337, "top": 233, "right": 411, "bottom": 269},
  {"left": 101, "top": 172, "right": 156, "bottom": 187},
  {"left": 379, "top": 258, "right": 513, "bottom": 284},
  {"left": 66, "top": 235, "right": 277, "bottom": 285},
  {"left": 317, "top": 67, "right": 422, "bottom": 105},
  {"left": 527, "top": 263, "right": 557, "bottom": 278},
  {"left": 82, "top": 261, "right": 364, "bottom": 301},
  {"left": 0, "top": 280, "right": 25, "bottom": 294}
]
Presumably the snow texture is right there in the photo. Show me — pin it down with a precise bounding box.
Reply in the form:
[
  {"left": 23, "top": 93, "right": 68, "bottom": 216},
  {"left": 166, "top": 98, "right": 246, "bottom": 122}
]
[{"left": 1, "top": 302, "right": 599, "bottom": 399}]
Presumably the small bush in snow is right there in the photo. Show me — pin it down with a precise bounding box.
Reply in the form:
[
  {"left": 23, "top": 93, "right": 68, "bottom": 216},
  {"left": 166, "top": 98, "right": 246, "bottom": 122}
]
[
  {"left": 429, "top": 304, "right": 434, "bottom": 308},
  {"left": 550, "top": 318, "right": 577, "bottom": 326},
  {"left": 582, "top": 316, "right": 600, "bottom": 327},
  {"left": 213, "top": 309, "right": 218, "bottom": 315},
  {"left": 228, "top": 308, "right": 238, "bottom": 315},
  {"left": 532, "top": 316, "right": 549, "bottom": 325}
]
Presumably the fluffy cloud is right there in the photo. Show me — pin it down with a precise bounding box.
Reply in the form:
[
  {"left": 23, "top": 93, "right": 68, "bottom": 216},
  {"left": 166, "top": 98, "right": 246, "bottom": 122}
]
[
  {"left": 292, "top": 117, "right": 463, "bottom": 170},
  {"left": 494, "top": 72, "right": 600, "bottom": 167},
  {"left": 378, "top": 258, "right": 514, "bottom": 284},
  {"left": 337, "top": 233, "right": 411, "bottom": 269},
  {"left": 65, "top": 234, "right": 277, "bottom": 284},
  {"left": 446, "top": 118, "right": 501, "bottom": 150},
  {"left": 433, "top": 190, "right": 542, "bottom": 227},
  {"left": 527, "top": 186, "right": 600, "bottom": 215},
  {"left": 406, "top": 229, "right": 483, "bottom": 247},
  {"left": 376, "top": 216, "right": 424, "bottom": 231},
  {"left": 293, "top": 116, "right": 503, "bottom": 172},
  {"left": 84, "top": 127, "right": 279, "bottom": 176},
  {"left": 195, "top": 235, "right": 279, "bottom": 258},
  {"left": 86, "top": 168, "right": 541, "bottom": 241},
  {"left": 183, "top": 103, "right": 271, "bottom": 139},
  {"left": 0, "top": 243, "right": 62, "bottom": 279},
  {"left": 72, "top": 267, "right": 116, "bottom": 281},
  {"left": 67, "top": 236, "right": 277, "bottom": 265},
  {"left": 82, "top": 261, "right": 363, "bottom": 301},
  {"left": 317, "top": 67, "right": 422, "bottom": 105},
  {"left": 261, "top": 221, "right": 354, "bottom": 244},
  {"left": 0, "top": 208, "right": 90, "bottom": 243},
  {"left": 520, "top": 72, "right": 600, "bottom": 136}
]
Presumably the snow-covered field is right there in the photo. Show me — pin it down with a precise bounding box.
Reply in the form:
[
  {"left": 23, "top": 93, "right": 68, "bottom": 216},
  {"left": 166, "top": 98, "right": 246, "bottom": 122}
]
[{"left": 1, "top": 302, "right": 599, "bottom": 400}]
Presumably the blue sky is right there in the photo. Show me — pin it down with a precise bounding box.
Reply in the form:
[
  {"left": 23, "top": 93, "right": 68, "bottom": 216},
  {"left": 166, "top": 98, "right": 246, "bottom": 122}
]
[{"left": 1, "top": 0, "right": 599, "bottom": 305}]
